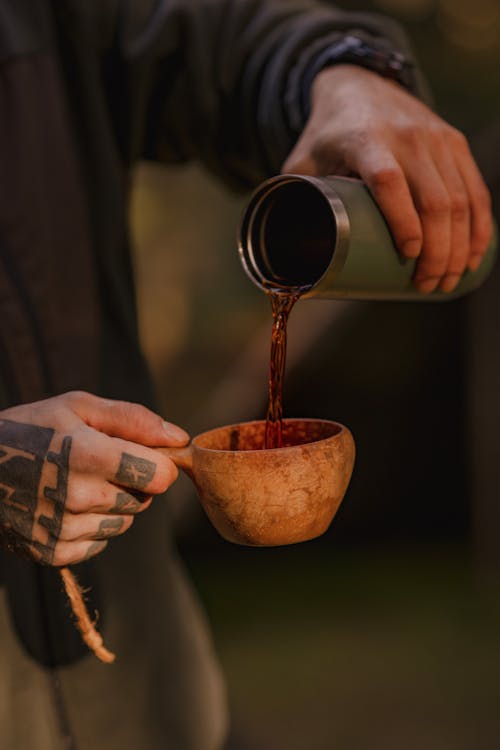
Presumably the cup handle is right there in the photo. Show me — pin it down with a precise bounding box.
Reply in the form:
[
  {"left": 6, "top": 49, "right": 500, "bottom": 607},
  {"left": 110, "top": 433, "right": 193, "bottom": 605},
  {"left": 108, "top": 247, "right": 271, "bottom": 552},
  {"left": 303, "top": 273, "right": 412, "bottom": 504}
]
[{"left": 158, "top": 444, "right": 194, "bottom": 477}]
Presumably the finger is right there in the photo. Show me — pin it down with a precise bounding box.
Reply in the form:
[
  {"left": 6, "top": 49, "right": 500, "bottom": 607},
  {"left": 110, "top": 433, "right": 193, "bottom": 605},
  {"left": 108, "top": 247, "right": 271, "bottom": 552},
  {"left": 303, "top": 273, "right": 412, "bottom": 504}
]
[
  {"left": 58, "top": 512, "right": 133, "bottom": 542},
  {"left": 357, "top": 150, "right": 423, "bottom": 260},
  {"left": 2, "top": 502, "right": 111, "bottom": 565},
  {"left": 70, "top": 428, "right": 179, "bottom": 496},
  {"left": 282, "top": 127, "right": 360, "bottom": 178},
  {"left": 65, "top": 475, "right": 152, "bottom": 515},
  {"left": 65, "top": 392, "right": 189, "bottom": 447},
  {"left": 51, "top": 539, "right": 109, "bottom": 567},
  {"left": 281, "top": 124, "right": 320, "bottom": 176},
  {"left": 281, "top": 148, "right": 318, "bottom": 176},
  {"left": 105, "top": 489, "right": 153, "bottom": 515},
  {"left": 430, "top": 144, "right": 471, "bottom": 292},
  {"left": 405, "top": 152, "right": 453, "bottom": 293},
  {"left": 452, "top": 134, "right": 493, "bottom": 270}
]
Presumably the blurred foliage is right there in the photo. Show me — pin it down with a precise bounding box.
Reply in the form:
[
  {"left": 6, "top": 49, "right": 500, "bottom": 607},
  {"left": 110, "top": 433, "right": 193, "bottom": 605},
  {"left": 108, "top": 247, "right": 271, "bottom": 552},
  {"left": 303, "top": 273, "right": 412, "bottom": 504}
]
[
  {"left": 349, "top": 0, "right": 500, "bottom": 130},
  {"left": 190, "top": 543, "right": 500, "bottom": 749}
]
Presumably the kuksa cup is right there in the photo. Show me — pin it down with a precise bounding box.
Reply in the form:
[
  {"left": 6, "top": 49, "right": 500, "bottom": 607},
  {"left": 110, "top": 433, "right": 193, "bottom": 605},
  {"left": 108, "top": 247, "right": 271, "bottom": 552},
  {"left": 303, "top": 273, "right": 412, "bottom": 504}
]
[{"left": 160, "top": 418, "right": 355, "bottom": 546}]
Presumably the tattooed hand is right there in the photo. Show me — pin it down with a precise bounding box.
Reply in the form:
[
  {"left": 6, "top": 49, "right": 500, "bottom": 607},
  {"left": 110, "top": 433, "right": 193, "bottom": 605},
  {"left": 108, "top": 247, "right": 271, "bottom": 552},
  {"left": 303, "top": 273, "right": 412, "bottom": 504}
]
[{"left": 0, "top": 391, "right": 189, "bottom": 566}]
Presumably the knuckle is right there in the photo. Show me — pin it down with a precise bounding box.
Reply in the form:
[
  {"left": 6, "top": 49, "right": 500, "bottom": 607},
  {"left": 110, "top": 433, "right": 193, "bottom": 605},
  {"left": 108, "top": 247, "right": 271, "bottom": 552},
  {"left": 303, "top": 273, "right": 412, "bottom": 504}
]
[
  {"left": 283, "top": 152, "right": 318, "bottom": 176},
  {"left": 368, "top": 166, "right": 403, "bottom": 191},
  {"left": 110, "top": 400, "right": 162, "bottom": 437},
  {"left": 416, "top": 252, "right": 448, "bottom": 277},
  {"left": 352, "top": 126, "right": 374, "bottom": 148},
  {"left": 420, "top": 193, "right": 451, "bottom": 217},
  {"left": 396, "top": 124, "right": 421, "bottom": 148},
  {"left": 58, "top": 516, "right": 76, "bottom": 542},
  {"left": 449, "top": 127, "right": 469, "bottom": 152},
  {"left": 64, "top": 491, "right": 82, "bottom": 514},
  {"left": 428, "top": 121, "right": 450, "bottom": 144},
  {"left": 402, "top": 229, "right": 423, "bottom": 246},
  {"left": 399, "top": 235, "right": 423, "bottom": 259},
  {"left": 52, "top": 544, "right": 73, "bottom": 567},
  {"left": 64, "top": 390, "right": 93, "bottom": 409},
  {"left": 128, "top": 403, "right": 158, "bottom": 432},
  {"left": 152, "top": 458, "right": 179, "bottom": 494},
  {"left": 449, "top": 192, "right": 469, "bottom": 220},
  {"left": 65, "top": 480, "right": 98, "bottom": 513},
  {"left": 71, "top": 431, "right": 107, "bottom": 474}
]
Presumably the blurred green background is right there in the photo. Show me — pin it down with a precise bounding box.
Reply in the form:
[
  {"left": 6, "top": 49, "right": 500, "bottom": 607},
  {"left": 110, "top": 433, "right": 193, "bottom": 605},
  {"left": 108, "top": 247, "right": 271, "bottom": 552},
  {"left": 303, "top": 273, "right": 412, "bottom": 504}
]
[{"left": 130, "top": 1, "right": 500, "bottom": 747}]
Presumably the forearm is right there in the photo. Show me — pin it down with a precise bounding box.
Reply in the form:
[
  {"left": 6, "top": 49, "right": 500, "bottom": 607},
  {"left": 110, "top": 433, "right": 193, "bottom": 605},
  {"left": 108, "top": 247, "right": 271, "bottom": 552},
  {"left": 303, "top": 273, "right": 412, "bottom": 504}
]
[{"left": 98, "top": 0, "right": 426, "bottom": 186}]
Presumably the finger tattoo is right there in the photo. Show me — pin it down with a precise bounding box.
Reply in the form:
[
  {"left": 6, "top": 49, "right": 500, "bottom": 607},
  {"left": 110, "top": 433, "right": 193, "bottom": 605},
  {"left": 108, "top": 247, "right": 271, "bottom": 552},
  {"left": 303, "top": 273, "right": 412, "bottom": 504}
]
[
  {"left": 95, "top": 517, "right": 124, "bottom": 539},
  {"left": 112, "top": 491, "right": 147, "bottom": 514},
  {"left": 77, "top": 540, "right": 108, "bottom": 564},
  {"left": 115, "top": 453, "right": 156, "bottom": 490}
]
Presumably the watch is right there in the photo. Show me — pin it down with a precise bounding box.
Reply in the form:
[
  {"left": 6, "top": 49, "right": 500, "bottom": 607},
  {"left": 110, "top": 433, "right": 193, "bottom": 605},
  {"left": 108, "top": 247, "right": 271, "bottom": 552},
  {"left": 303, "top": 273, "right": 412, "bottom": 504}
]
[{"left": 300, "top": 34, "right": 416, "bottom": 118}]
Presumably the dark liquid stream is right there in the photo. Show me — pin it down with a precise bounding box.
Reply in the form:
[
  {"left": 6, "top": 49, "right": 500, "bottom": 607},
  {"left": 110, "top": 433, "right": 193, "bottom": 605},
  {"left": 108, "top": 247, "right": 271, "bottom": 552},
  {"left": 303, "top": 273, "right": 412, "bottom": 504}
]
[{"left": 265, "top": 290, "right": 301, "bottom": 449}]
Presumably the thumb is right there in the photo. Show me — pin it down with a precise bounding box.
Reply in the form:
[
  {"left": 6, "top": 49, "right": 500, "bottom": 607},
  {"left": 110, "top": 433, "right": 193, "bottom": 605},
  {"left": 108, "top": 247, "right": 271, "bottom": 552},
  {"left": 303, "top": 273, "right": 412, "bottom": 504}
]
[
  {"left": 281, "top": 145, "right": 317, "bottom": 176},
  {"left": 281, "top": 128, "right": 319, "bottom": 176},
  {"left": 67, "top": 392, "right": 189, "bottom": 447}
]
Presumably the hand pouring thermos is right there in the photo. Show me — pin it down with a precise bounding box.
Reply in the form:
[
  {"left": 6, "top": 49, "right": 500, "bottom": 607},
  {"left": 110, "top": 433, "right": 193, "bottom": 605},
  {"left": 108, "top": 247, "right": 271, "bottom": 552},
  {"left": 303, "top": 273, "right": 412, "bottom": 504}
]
[{"left": 238, "top": 174, "right": 497, "bottom": 299}]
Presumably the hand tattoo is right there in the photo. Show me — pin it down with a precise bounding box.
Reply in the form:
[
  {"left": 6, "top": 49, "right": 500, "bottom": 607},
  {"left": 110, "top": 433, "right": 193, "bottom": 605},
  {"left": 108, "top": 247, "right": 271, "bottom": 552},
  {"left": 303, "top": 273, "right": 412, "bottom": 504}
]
[
  {"left": 76, "top": 540, "right": 107, "bottom": 564},
  {"left": 36, "top": 436, "right": 72, "bottom": 563},
  {"left": 0, "top": 419, "right": 72, "bottom": 564},
  {"left": 115, "top": 452, "right": 156, "bottom": 490},
  {"left": 95, "top": 517, "right": 124, "bottom": 539},
  {"left": 112, "top": 491, "right": 148, "bottom": 514}
]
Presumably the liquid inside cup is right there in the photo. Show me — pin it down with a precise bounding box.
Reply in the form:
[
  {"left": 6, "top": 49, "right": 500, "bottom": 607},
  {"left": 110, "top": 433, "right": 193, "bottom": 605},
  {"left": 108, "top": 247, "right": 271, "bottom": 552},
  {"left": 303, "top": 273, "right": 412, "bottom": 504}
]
[{"left": 193, "top": 419, "right": 342, "bottom": 452}]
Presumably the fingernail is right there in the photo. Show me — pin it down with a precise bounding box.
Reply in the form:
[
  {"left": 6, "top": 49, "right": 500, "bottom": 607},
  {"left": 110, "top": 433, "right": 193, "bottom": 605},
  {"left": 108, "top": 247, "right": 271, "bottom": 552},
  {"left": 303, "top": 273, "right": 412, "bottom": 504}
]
[
  {"left": 468, "top": 255, "right": 483, "bottom": 272},
  {"left": 439, "top": 274, "right": 461, "bottom": 293},
  {"left": 162, "top": 421, "right": 190, "bottom": 443},
  {"left": 414, "top": 277, "right": 439, "bottom": 293},
  {"left": 402, "top": 239, "right": 422, "bottom": 259}
]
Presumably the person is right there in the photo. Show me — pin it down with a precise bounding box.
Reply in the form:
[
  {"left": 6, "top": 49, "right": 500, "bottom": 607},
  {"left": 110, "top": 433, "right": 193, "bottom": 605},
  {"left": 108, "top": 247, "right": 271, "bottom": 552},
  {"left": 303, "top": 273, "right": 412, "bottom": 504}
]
[{"left": 0, "top": 1, "right": 492, "bottom": 748}]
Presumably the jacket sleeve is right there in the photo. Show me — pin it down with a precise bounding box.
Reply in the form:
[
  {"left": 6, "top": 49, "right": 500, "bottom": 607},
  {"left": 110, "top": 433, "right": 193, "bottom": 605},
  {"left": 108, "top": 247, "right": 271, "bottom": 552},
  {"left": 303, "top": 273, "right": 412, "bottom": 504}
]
[{"left": 94, "top": 0, "right": 427, "bottom": 189}]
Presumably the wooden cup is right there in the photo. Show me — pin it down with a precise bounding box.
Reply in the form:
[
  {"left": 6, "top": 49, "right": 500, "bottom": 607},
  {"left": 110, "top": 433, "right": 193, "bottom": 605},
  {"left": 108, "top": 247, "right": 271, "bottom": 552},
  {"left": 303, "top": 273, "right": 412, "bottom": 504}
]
[{"left": 160, "top": 418, "right": 355, "bottom": 546}]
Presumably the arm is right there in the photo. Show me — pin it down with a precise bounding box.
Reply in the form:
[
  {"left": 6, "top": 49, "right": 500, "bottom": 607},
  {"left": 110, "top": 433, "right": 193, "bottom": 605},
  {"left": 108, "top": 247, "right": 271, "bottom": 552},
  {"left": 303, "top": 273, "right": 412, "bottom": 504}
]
[
  {"left": 0, "top": 391, "right": 188, "bottom": 565},
  {"left": 283, "top": 65, "right": 493, "bottom": 293},
  {"left": 88, "top": 0, "right": 426, "bottom": 183},
  {"left": 90, "top": 0, "right": 492, "bottom": 291}
]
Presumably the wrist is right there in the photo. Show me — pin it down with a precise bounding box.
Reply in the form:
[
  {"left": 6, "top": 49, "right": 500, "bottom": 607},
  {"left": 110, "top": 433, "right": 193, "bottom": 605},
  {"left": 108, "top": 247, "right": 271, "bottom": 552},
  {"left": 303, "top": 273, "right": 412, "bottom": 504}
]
[
  {"left": 310, "top": 62, "right": 400, "bottom": 103},
  {"left": 300, "top": 34, "right": 416, "bottom": 122}
]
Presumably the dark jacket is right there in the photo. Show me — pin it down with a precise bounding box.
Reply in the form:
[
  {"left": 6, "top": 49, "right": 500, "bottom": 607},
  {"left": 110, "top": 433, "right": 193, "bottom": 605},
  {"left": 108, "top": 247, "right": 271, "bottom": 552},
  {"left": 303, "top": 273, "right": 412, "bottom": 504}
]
[{"left": 0, "top": 2, "right": 420, "bottom": 747}]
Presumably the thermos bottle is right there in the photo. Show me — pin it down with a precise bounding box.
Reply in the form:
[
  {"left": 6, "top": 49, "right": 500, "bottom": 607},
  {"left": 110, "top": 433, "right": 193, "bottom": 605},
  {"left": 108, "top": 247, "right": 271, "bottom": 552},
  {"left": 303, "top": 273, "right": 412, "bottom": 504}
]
[{"left": 238, "top": 174, "right": 497, "bottom": 300}]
